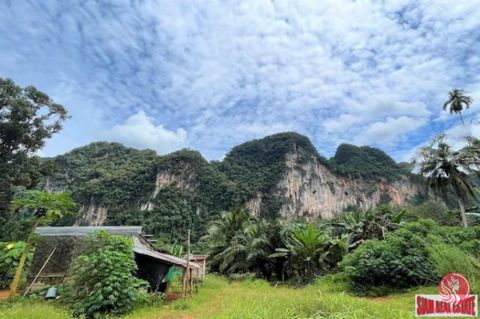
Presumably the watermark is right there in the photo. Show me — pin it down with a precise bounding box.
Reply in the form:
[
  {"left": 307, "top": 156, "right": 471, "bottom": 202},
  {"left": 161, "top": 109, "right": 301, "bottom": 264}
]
[{"left": 416, "top": 273, "right": 477, "bottom": 317}]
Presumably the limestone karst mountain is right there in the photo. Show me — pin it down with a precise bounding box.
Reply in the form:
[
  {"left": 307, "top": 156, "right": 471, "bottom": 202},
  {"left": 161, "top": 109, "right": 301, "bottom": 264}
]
[{"left": 39, "top": 132, "right": 424, "bottom": 240}]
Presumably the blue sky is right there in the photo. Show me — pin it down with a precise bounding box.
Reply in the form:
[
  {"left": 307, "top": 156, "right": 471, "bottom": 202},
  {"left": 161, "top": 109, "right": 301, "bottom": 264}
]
[{"left": 1, "top": 0, "right": 479, "bottom": 161}]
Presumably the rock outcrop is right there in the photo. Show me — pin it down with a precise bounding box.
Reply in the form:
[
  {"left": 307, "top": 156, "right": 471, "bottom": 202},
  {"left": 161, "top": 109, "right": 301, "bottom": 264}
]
[
  {"left": 74, "top": 202, "right": 109, "bottom": 226},
  {"left": 245, "top": 149, "right": 421, "bottom": 219}
]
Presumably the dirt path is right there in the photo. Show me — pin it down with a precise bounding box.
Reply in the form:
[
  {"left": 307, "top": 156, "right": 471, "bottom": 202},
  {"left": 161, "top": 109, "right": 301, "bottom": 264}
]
[{"left": 0, "top": 290, "right": 10, "bottom": 300}]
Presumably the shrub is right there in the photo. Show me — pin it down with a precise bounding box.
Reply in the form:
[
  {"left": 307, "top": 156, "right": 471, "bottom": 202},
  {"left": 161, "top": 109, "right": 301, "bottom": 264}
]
[
  {"left": 71, "top": 231, "right": 147, "bottom": 318},
  {"left": 0, "top": 241, "right": 33, "bottom": 289},
  {"left": 428, "top": 242, "right": 480, "bottom": 293},
  {"left": 340, "top": 223, "right": 440, "bottom": 295}
]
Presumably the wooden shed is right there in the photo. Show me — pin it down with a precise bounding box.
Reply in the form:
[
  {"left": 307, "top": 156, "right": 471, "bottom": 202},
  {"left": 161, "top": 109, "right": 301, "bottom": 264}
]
[
  {"left": 187, "top": 254, "right": 208, "bottom": 282},
  {"left": 28, "top": 226, "right": 199, "bottom": 293}
]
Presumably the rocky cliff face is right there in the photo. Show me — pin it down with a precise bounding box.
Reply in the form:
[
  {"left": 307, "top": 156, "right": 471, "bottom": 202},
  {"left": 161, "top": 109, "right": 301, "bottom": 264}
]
[
  {"left": 74, "top": 202, "right": 109, "bottom": 226},
  {"left": 245, "top": 149, "right": 421, "bottom": 219},
  {"left": 140, "top": 162, "right": 198, "bottom": 211},
  {"left": 43, "top": 133, "right": 424, "bottom": 226}
]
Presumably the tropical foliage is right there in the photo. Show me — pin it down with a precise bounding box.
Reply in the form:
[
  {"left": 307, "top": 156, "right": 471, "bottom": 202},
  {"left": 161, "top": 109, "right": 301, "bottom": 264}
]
[
  {"left": 203, "top": 206, "right": 411, "bottom": 284},
  {"left": 72, "top": 231, "right": 147, "bottom": 318},
  {"left": 329, "top": 144, "right": 409, "bottom": 181},
  {"left": 340, "top": 220, "right": 441, "bottom": 295},
  {"left": 271, "top": 224, "right": 346, "bottom": 283},
  {"left": 443, "top": 89, "right": 473, "bottom": 124},
  {"left": 0, "top": 241, "right": 33, "bottom": 289},
  {"left": 415, "top": 134, "right": 480, "bottom": 227},
  {"left": 8, "top": 190, "right": 76, "bottom": 296},
  {"left": 0, "top": 78, "right": 67, "bottom": 238},
  {"left": 328, "top": 206, "right": 406, "bottom": 249}
]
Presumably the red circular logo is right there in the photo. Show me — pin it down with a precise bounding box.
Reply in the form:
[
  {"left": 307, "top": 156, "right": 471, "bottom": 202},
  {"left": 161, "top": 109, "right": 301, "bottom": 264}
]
[{"left": 439, "top": 273, "right": 470, "bottom": 305}]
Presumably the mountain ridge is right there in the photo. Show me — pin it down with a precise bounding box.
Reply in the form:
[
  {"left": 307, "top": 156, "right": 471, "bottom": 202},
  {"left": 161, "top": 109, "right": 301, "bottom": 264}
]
[{"left": 39, "top": 132, "right": 424, "bottom": 242}]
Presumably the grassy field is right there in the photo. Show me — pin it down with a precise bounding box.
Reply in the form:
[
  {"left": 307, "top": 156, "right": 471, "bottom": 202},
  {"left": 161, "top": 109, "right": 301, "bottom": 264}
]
[{"left": 0, "top": 275, "right": 436, "bottom": 319}]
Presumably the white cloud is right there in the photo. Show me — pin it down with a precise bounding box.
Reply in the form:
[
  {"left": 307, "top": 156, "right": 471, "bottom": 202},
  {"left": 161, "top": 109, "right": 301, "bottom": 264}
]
[
  {"left": 444, "top": 118, "right": 480, "bottom": 150},
  {"left": 102, "top": 111, "right": 187, "bottom": 154},
  {"left": 1, "top": 1, "right": 480, "bottom": 160},
  {"left": 356, "top": 116, "right": 427, "bottom": 145}
]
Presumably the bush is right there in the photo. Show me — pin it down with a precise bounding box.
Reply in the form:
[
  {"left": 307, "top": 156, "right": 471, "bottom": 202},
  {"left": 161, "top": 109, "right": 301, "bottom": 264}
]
[
  {"left": 428, "top": 242, "right": 480, "bottom": 293},
  {"left": 340, "top": 222, "right": 440, "bottom": 295},
  {"left": 71, "top": 231, "right": 147, "bottom": 318},
  {"left": 0, "top": 241, "right": 33, "bottom": 289}
]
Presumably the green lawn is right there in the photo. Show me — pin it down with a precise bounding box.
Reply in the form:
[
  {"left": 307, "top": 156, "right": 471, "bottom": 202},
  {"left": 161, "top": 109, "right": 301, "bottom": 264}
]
[{"left": 0, "top": 276, "right": 437, "bottom": 319}]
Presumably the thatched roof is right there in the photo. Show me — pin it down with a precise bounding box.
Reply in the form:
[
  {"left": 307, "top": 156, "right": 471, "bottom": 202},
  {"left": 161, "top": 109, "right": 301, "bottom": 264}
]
[{"left": 36, "top": 226, "right": 142, "bottom": 236}]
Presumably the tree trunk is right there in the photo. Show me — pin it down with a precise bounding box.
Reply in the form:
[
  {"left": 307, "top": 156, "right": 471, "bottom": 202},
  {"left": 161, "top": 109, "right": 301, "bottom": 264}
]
[
  {"left": 9, "top": 220, "right": 40, "bottom": 297},
  {"left": 458, "top": 198, "right": 468, "bottom": 228},
  {"left": 459, "top": 112, "right": 465, "bottom": 125}
]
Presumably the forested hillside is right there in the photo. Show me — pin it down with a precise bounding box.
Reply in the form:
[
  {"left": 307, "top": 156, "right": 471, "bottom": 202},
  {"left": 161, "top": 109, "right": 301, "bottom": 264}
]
[{"left": 31, "top": 132, "right": 423, "bottom": 243}]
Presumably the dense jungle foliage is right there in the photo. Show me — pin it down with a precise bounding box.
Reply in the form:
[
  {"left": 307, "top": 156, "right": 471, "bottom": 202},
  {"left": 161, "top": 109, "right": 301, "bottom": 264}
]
[
  {"left": 2, "top": 131, "right": 457, "bottom": 244},
  {"left": 329, "top": 144, "right": 409, "bottom": 181},
  {"left": 203, "top": 206, "right": 480, "bottom": 296}
]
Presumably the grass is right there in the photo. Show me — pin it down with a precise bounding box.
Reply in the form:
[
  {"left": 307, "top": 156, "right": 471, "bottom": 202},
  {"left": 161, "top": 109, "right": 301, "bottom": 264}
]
[{"left": 0, "top": 275, "right": 437, "bottom": 319}]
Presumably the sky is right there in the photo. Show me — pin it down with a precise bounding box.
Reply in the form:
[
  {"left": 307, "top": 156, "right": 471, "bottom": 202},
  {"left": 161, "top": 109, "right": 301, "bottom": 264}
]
[{"left": 1, "top": 0, "right": 480, "bottom": 161}]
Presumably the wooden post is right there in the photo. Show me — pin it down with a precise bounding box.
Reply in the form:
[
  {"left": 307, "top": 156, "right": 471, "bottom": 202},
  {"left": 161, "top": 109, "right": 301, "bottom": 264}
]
[
  {"left": 189, "top": 268, "right": 193, "bottom": 296},
  {"left": 182, "top": 229, "right": 191, "bottom": 299}
]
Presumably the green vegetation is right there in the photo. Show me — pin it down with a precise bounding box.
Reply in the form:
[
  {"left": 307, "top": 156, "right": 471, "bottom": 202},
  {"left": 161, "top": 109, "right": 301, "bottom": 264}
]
[
  {"left": 71, "top": 231, "right": 148, "bottom": 318},
  {"left": 8, "top": 190, "right": 75, "bottom": 297},
  {"left": 43, "top": 142, "right": 159, "bottom": 208},
  {"left": 0, "top": 78, "right": 67, "bottom": 239},
  {"left": 416, "top": 134, "right": 480, "bottom": 227},
  {"left": 443, "top": 89, "right": 473, "bottom": 124},
  {"left": 203, "top": 205, "right": 414, "bottom": 285},
  {"left": 341, "top": 220, "right": 441, "bottom": 295},
  {"left": 0, "top": 130, "right": 427, "bottom": 244},
  {"left": 329, "top": 144, "right": 408, "bottom": 181},
  {"left": 219, "top": 132, "right": 329, "bottom": 217},
  {"left": 0, "top": 241, "right": 32, "bottom": 289},
  {"left": 0, "top": 275, "right": 437, "bottom": 319}
]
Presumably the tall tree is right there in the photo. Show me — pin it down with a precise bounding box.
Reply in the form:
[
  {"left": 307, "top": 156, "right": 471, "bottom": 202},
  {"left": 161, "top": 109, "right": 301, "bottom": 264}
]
[
  {"left": 0, "top": 78, "right": 67, "bottom": 212},
  {"left": 443, "top": 89, "right": 473, "bottom": 125},
  {"left": 416, "top": 135, "right": 480, "bottom": 227}
]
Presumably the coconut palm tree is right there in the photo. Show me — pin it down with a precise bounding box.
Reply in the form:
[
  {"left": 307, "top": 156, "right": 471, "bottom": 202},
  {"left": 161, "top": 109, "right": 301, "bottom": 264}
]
[
  {"left": 270, "top": 224, "right": 346, "bottom": 283},
  {"left": 416, "top": 135, "right": 480, "bottom": 228},
  {"left": 443, "top": 89, "right": 473, "bottom": 124},
  {"left": 201, "top": 208, "right": 251, "bottom": 273}
]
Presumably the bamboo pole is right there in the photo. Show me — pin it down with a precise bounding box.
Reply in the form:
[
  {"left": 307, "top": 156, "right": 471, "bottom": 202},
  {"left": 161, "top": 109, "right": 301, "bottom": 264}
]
[{"left": 23, "top": 247, "right": 57, "bottom": 297}]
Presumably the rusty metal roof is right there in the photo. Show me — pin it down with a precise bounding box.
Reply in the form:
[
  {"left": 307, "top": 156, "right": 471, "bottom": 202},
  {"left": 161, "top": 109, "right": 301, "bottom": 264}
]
[{"left": 133, "top": 247, "right": 200, "bottom": 269}]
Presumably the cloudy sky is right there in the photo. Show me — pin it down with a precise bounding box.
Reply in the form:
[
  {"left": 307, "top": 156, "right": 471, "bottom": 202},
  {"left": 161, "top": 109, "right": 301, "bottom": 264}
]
[{"left": 1, "top": 0, "right": 480, "bottom": 161}]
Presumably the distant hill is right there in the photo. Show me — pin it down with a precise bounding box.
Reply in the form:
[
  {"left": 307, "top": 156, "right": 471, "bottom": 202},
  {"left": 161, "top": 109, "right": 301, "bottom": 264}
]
[{"left": 38, "top": 132, "right": 424, "bottom": 242}]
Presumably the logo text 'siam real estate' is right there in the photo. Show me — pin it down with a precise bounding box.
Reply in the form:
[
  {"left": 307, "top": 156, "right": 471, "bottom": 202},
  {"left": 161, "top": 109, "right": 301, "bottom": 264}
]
[{"left": 416, "top": 273, "right": 477, "bottom": 317}]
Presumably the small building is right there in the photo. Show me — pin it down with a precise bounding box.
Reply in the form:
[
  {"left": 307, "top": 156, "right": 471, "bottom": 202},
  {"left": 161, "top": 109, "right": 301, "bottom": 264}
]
[
  {"left": 28, "top": 226, "right": 199, "bottom": 293},
  {"left": 187, "top": 254, "right": 208, "bottom": 282}
]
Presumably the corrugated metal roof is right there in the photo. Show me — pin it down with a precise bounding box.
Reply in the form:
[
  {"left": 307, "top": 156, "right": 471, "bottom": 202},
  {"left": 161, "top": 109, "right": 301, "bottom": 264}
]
[
  {"left": 36, "top": 226, "right": 142, "bottom": 236},
  {"left": 133, "top": 248, "right": 200, "bottom": 269}
]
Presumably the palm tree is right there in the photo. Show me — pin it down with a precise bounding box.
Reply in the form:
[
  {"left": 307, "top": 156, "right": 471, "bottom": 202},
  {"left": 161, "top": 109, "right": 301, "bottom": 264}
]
[
  {"left": 443, "top": 89, "right": 473, "bottom": 124},
  {"left": 328, "top": 206, "right": 406, "bottom": 249},
  {"left": 416, "top": 135, "right": 480, "bottom": 227},
  {"left": 270, "top": 224, "right": 346, "bottom": 283},
  {"left": 201, "top": 208, "right": 251, "bottom": 273},
  {"left": 214, "top": 220, "right": 276, "bottom": 276}
]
